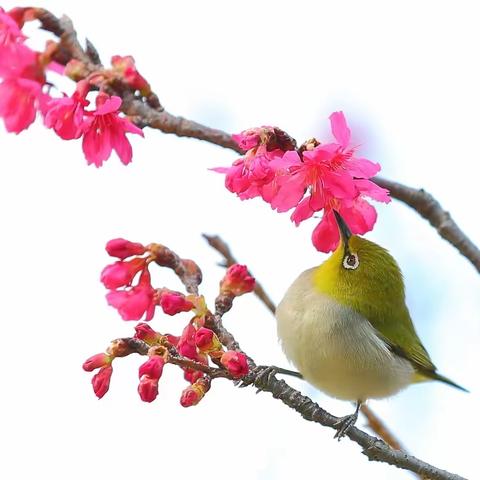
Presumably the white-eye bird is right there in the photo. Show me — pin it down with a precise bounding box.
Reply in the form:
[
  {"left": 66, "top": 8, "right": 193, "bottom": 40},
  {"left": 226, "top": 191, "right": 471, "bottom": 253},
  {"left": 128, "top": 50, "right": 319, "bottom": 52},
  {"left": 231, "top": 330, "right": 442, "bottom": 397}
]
[{"left": 276, "top": 211, "right": 466, "bottom": 438}]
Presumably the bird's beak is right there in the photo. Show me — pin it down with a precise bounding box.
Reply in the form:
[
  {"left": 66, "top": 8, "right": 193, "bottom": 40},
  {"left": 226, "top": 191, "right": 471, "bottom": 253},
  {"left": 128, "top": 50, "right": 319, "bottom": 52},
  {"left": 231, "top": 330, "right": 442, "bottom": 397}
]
[{"left": 333, "top": 210, "right": 352, "bottom": 247}]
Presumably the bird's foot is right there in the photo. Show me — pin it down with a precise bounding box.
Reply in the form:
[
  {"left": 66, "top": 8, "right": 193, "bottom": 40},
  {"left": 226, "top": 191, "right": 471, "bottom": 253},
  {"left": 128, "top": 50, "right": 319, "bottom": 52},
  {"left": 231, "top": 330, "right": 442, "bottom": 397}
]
[
  {"left": 236, "top": 365, "right": 279, "bottom": 391},
  {"left": 333, "top": 410, "right": 359, "bottom": 440}
]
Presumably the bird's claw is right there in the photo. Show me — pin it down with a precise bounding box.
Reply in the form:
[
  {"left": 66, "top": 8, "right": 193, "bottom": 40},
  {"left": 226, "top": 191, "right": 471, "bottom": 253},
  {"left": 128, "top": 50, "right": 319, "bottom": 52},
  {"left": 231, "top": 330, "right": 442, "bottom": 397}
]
[
  {"left": 333, "top": 412, "right": 359, "bottom": 440},
  {"left": 236, "top": 365, "right": 278, "bottom": 391}
]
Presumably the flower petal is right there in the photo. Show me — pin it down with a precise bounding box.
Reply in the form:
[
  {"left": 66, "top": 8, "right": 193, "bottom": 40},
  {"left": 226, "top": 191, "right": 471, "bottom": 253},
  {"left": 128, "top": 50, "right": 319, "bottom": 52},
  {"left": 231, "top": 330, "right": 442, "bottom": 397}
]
[
  {"left": 348, "top": 157, "right": 381, "bottom": 178},
  {"left": 311, "top": 211, "right": 340, "bottom": 252},
  {"left": 340, "top": 198, "right": 377, "bottom": 234},
  {"left": 329, "top": 111, "right": 351, "bottom": 148},
  {"left": 355, "top": 179, "right": 391, "bottom": 203}
]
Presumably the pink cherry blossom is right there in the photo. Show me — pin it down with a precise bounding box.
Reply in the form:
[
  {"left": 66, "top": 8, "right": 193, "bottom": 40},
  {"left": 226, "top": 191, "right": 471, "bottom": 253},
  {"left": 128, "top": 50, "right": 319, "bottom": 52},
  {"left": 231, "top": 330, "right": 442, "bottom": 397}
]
[
  {"left": 44, "top": 80, "right": 90, "bottom": 140},
  {"left": 100, "top": 257, "right": 147, "bottom": 289},
  {"left": 311, "top": 198, "right": 378, "bottom": 252},
  {"left": 213, "top": 147, "right": 284, "bottom": 201},
  {"left": 0, "top": 77, "right": 44, "bottom": 133},
  {"left": 0, "top": 8, "right": 29, "bottom": 76},
  {"left": 217, "top": 112, "right": 390, "bottom": 252},
  {"left": 82, "top": 92, "right": 144, "bottom": 167},
  {"left": 106, "top": 269, "right": 156, "bottom": 321}
]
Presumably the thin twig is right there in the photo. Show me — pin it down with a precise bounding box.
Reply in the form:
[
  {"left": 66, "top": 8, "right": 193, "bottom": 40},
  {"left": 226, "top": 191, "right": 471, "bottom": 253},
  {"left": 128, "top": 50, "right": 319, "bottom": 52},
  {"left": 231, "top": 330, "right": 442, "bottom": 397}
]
[
  {"left": 123, "top": 337, "right": 231, "bottom": 379},
  {"left": 202, "top": 234, "right": 276, "bottom": 313},
  {"left": 360, "top": 404, "right": 405, "bottom": 452}
]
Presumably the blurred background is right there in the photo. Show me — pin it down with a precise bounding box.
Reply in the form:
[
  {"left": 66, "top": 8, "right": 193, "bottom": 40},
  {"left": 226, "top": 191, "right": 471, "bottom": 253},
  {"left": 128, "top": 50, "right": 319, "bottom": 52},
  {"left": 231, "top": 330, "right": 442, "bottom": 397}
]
[{"left": 1, "top": 1, "right": 478, "bottom": 478}]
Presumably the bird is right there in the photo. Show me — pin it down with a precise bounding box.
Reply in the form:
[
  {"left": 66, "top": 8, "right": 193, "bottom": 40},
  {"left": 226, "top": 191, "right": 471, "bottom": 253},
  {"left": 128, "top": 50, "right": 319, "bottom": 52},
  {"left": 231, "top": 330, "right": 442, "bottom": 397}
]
[{"left": 275, "top": 210, "right": 466, "bottom": 438}]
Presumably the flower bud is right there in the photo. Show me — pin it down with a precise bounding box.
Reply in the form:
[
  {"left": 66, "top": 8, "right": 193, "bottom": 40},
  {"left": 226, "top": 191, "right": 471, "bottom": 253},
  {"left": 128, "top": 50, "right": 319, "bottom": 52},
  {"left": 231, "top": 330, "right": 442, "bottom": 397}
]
[
  {"left": 165, "top": 333, "right": 180, "bottom": 346},
  {"left": 177, "top": 323, "right": 198, "bottom": 359},
  {"left": 82, "top": 353, "right": 112, "bottom": 372},
  {"left": 138, "top": 356, "right": 165, "bottom": 380},
  {"left": 157, "top": 289, "right": 194, "bottom": 316},
  {"left": 179, "top": 377, "right": 210, "bottom": 407},
  {"left": 134, "top": 323, "right": 161, "bottom": 345},
  {"left": 138, "top": 376, "right": 158, "bottom": 403},
  {"left": 64, "top": 59, "right": 90, "bottom": 81},
  {"left": 195, "top": 327, "right": 222, "bottom": 354},
  {"left": 220, "top": 264, "right": 255, "bottom": 296},
  {"left": 183, "top": 368, "right": 204, "bottom": 384},
  {"left": 91, "top": 365, "right": 113, "bottom": 398},
  {"left": 105, "top": 238, "right": 146, "bottom": 259},
  {"left": 220, "top": 351, "right": 249, "bottom": 378},
  {"left": 111, "top": 55, "right": 151, "bottom": 96}
]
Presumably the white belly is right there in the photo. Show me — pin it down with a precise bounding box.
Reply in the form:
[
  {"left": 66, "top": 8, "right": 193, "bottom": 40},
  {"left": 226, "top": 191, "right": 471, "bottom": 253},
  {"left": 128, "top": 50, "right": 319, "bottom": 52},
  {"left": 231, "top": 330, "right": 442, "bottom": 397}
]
[{"left": 276, "top": 269, "right": 414, "bottom": 401}]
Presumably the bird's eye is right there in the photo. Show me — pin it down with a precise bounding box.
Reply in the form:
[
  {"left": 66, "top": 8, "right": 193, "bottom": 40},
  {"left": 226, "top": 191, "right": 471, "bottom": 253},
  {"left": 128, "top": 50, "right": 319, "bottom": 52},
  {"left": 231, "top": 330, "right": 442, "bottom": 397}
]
[{"left": 343, "top": 253, "right": 359, "bottom": 270}]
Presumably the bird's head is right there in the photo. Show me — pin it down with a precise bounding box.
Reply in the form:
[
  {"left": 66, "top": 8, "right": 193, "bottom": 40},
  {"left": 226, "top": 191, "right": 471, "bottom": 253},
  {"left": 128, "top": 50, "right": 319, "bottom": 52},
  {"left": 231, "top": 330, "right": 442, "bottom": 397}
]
[{"left": 313, "top": 211, "right": 405, "bottom": 307}]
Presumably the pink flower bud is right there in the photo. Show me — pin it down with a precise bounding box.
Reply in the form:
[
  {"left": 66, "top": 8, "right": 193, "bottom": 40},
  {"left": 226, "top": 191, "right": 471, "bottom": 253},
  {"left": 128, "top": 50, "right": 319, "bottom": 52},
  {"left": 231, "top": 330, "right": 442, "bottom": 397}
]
[
  {"left": 220, "top": 351, "right": 249, "bottom": 378},
  {"left": 220, "top": 264, "right": 255, "bottom": 296},
  {"left": 100, "top": 257, "right": 146, "bottom": 289},
  {"left": 232, "top": 127, "right": 264, "bottom": 151},
  {"left": 105, "top": 238, "right": 146, "bottom": 259},
  {"left": 158, "top": 289, "right": 194, "bottom": 316},
  {"left": 138, "top": 376, "right": 159, "bottom": 402},
  {"left": 183, "top": 369, "right": 204, "bottom": 384},
  {"left": 180, "top": 378, "right": 210, "bottom": 407},
  {"left": 165, "top": 333, "right": 180, "bottom": 346},
  {"left": 134, "top": 323, "right": 161, "bottom": 345},
  {"left": 82, "top": 353, "right": 112, "bottom": 372},
  {"left": 195, "top": 327, "right": 222, "bottom": 354},
  {"left": 138, "top": 356, "right": 165, "bottom": 380},
  {"left": 111, "top": 55, "right": 151, "bottom": 96},
  {"left": 177, "top": 323, "right": 198, "bottom": 359},
  {"left": 91, "top": 365, "right": 113, "bottom": 399}
]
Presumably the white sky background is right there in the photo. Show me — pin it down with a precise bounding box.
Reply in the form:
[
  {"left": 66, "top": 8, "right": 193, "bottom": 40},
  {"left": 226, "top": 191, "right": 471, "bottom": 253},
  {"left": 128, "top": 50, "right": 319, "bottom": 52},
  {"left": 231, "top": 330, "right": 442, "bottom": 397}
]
[{"left": 1, "top": 1, "right": 479, "bottom": 479}]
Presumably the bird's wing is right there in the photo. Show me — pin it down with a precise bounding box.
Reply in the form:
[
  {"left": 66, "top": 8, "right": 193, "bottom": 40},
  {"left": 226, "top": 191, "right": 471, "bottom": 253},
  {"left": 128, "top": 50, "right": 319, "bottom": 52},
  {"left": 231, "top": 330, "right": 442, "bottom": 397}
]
[{"left": 366, "top": 304, "right": 437, "bottom": 375}]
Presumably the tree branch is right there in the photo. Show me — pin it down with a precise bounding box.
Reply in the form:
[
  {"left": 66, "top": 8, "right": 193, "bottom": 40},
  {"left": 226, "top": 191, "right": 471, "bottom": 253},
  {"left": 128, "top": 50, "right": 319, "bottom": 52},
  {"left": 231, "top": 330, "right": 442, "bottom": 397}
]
[
  {"left": 37, "top": 8, "right": 480, "bottom": 275},
  {"left": 375, "top": 177, "right": 480, "bottom": 273}
]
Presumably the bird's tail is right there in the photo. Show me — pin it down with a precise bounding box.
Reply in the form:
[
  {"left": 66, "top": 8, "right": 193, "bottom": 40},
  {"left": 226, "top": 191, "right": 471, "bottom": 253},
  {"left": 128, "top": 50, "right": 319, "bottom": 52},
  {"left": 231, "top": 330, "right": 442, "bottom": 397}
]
[{"left": 414, "top": 371, "right": 468, "bottom": 392}]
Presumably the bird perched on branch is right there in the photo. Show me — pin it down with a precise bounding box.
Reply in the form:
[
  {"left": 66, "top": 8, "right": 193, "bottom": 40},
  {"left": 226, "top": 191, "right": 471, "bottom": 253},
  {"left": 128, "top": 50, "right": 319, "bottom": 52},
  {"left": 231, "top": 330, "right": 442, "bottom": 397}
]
[{"left": 276, "top": 211, "right": 466, "bottom": 438}]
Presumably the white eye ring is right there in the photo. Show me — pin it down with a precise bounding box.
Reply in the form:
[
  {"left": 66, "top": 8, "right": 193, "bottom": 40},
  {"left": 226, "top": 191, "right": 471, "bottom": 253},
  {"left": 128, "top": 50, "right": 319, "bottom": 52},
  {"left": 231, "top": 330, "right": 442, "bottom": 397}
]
[{"left": 343, "top": 253, "right": 359, "bottom": 270}]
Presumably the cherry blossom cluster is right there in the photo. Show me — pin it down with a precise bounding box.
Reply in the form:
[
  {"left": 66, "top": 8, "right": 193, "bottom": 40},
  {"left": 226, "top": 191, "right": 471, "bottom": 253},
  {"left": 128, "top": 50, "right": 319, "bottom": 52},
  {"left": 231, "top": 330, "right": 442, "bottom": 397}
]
[
  {"left": 214, "top": 112, "right": 391, "bottom": 252},
  {"left": 0, "top": 7, "right": 144, "bottom": 166},
  {"left": 83, "top": 238, "right": 254, "bottom": 406}
]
